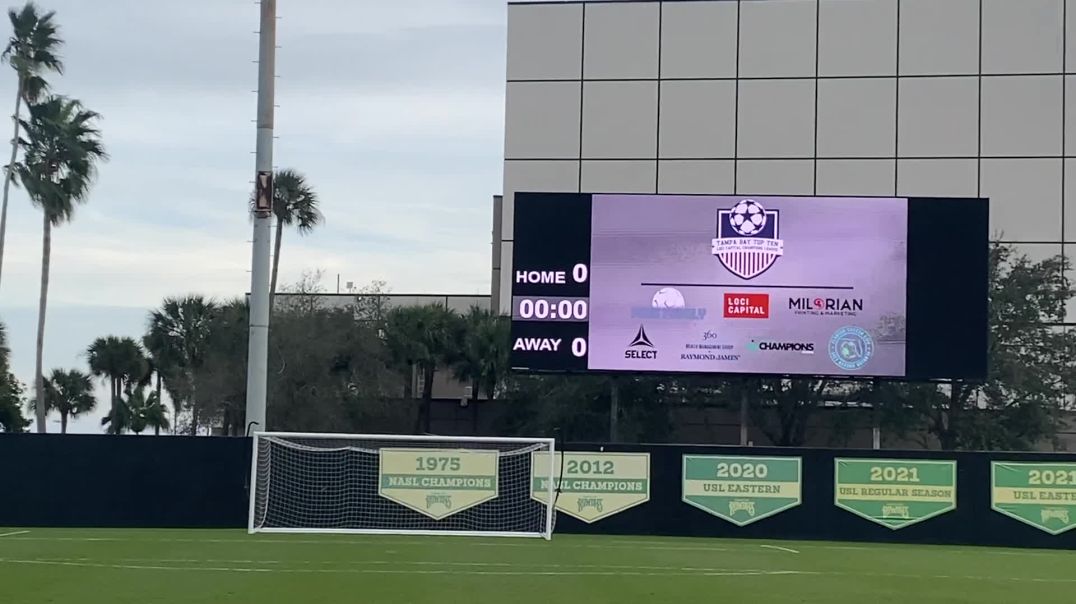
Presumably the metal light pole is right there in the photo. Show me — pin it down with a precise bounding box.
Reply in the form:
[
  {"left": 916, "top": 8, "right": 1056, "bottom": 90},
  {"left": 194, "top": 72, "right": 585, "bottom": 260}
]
[{"left": 246, "top": 0, "right": 276, "bottom": 434}]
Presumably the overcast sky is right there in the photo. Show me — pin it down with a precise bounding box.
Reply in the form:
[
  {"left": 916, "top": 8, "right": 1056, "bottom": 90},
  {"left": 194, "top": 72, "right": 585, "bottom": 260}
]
[{"left": 0, "top": 0, "right": 507, "bottom": 432}]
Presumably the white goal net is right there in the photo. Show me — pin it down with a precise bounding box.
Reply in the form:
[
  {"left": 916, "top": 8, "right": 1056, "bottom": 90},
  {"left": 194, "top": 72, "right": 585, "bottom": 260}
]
[{"left": 249, "top": 432, "right": 557, "bottom": 539}]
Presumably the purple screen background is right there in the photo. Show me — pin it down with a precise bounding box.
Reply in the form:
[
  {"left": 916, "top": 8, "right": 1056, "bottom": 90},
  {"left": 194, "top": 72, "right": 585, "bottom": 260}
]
[{"left": 587, "top": 194, "right": 908, "bottom": 377}]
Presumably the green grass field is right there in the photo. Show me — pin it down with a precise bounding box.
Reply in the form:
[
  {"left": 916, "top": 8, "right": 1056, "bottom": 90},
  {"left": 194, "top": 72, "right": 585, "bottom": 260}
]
[{"left": 1, "top": 529, "right": 1073, "bottom": 603}]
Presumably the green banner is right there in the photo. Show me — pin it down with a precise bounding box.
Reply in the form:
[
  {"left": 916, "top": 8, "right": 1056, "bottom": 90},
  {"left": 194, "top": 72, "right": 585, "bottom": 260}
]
[
  {"left": 681, "top": 455, "right": 802, "bottom": 526},
  {"left": 378, "top": 448, "right": 499, "bottom": 520},
  {"left": 530, "top": 452, "right": 650, "bottom": 523},
  {"left": 834, "top": 458, "right": 956, "bottom": 530},
  {"left": 992, "top": 462, "right": 1076, "bottom": 535}
]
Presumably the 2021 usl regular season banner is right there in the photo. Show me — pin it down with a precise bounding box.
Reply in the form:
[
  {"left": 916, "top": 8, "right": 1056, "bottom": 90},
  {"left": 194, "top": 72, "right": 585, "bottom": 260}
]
[
  {"left": 530, "top": 452, "right": 650, "bottom": 523},
  {"left": 378, "top": 448, "right": 499, "bottom": 520},
  {"left": 681, "top": 455, "right": 802, "bottom": 526},
  {"left": 834, "top": 459, "right": 957, "bottom": 529},
  {"left": 992, "top": 462, "right": 1076, "bottom": 535}
]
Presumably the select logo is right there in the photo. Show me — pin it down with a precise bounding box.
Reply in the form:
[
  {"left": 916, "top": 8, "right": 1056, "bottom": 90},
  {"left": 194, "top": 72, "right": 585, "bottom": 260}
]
[
  {"left": 724, "top": 293, "right": 770, "bottom": 319},
  {"left": 746, "top": 340, "right": 815, "bottom": 354},
  {"left": 625, "top": 325, "right": 658, "bottom": 360}
]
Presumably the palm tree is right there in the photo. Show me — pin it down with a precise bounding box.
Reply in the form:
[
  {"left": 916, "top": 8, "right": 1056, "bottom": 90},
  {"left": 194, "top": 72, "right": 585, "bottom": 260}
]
[
  {"left": 451, "top": 306, "right": 510, "bottom": 402},
  {"left": 0, "top": 2, "right": 63, "bottom": 290},
  {"left": 86, "top": 336, "right": 144, "bottom": 433},
  {"left": 384, "top": 304, "right": 462, "bottom": 433},
  {"left": 121, "top": 386, "right": 169, "bottom": 435},
  {"left": 146, "top": 296, "right": 218, "bottom": 435},
  {"left": 252, "top": 169, "right": 321, "bottom": 309},
  {"left": 43, "top": 368, "right": 94, "bottom": 433},
  {"left": 18, "top": 96, "right": 106, "bottom": 432}
]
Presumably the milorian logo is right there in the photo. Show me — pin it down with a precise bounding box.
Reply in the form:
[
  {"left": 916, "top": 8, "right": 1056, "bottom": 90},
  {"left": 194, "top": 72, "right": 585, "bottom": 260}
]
[
  {"left": 712, "top": 199, "right": 785, "bottom": 280},
  {"left": 789, "top": 297, "right": 864, "bottom": 317},
  {"left": 625, "top": 326, "right": 658, "bottom": 360}
]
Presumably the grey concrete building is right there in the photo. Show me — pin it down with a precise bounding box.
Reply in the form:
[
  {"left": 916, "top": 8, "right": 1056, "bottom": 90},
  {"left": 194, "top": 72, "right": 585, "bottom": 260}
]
[{"left": 496, "top": 0, "right": 1076, "bottom": 325}]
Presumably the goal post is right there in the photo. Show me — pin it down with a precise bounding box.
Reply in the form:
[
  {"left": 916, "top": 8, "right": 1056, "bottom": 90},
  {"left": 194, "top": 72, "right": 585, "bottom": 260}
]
[{"left": 248, "top": 432, "right": 557, "bottom": 539}]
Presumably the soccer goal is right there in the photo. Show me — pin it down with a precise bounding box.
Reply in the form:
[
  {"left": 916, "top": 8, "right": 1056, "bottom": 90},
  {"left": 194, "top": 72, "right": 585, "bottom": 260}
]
[{"left": 248, "top": 432, "right": 557, "bottom": 539}]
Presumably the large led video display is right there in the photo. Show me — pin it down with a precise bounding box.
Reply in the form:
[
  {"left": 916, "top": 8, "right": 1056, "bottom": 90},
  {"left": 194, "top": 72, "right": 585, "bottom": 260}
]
[{"left": 510, "top": 193, "right": 988, "bottom": 381}]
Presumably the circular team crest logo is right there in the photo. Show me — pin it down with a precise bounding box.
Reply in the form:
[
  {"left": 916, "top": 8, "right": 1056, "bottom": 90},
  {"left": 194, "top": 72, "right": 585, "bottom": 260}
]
[{"left": 828, "top": 326, "right": 874, "bottom": 371}]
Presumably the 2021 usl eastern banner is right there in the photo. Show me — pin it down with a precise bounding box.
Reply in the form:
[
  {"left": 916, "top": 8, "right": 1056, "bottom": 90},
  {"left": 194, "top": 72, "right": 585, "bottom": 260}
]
[{"left": 992, "top": 462, "right": 1076, "bottom": 535}]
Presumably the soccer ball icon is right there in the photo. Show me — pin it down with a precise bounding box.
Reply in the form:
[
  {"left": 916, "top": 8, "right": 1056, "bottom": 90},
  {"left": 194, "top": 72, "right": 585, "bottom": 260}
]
[
  {"left": 651, "top": 287, "right": 685, "bottom": 309},
  {"left": 729, "top": 199, "right": 767, "bottom": 236}
]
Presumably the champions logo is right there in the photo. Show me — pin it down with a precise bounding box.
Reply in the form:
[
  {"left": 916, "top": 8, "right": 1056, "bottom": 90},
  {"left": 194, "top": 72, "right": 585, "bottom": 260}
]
[{"left": 712, "top": 199, "right": 785, "bottom": 280}]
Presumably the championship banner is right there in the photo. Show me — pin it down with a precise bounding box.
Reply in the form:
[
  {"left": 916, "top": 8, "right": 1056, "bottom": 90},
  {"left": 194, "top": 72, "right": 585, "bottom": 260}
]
[
  {"left": 834, "top": 458, "right": 956, "bottom": 530},
  {"left": 379, "top": 448, "right": 499, "bottom": 520},
  {"left": 992, "top": 462, "right": 1076, "bottom": 535},
  {"left": 681, "top": 455, "right": 802, "bottom": 526},
  {"left": 530, "top": 452, "right": 650, "bottom": 523}
]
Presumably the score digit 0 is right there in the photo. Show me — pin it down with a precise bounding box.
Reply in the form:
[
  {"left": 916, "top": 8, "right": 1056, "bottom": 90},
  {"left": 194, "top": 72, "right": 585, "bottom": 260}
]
[
  {"left": 571, "top": 338, "right": 587, "bottom": 358},
  {"left": 573, "top": 264, "right": 588, "bottom": 284}
]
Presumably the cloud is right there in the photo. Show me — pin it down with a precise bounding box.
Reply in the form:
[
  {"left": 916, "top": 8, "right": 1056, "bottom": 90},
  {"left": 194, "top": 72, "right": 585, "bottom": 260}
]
[{"left": 0, "top": 0, "right": 508, "bottom": 433}]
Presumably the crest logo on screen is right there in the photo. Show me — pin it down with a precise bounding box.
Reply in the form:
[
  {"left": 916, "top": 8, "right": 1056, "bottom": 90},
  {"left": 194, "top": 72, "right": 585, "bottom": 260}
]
[
  {"left": 712, "top": 199, "right": 785, "bottom": 280},
  {"left": 724, "top": 293, "right": 770, "bottom": 319},
  {"left": 829, "top": 326, "right": 875, "bottom": 371}
]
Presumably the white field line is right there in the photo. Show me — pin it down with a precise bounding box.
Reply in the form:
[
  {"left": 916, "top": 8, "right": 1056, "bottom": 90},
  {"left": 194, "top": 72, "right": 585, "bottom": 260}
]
[
  {"left": 4, "top": 558, "right": 1076, "bottom": 585},
  {"left": 0, "top": 559, "right": 801, "bottom": 577},
  {"left": 760, "top": 545, "right": 800, "bottom": 554},
  {"left": 20, "top": 557, "right": 778, "bottom": 573},
  {"left": 0, "top": 531, "right": 29, "bottom": 538},
  {"left": 0, "top": 536, "right": 731, "bottom": 552}
]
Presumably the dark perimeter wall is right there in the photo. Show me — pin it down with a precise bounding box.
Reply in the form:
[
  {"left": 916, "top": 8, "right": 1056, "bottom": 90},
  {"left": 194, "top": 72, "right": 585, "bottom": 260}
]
[{"left": 2, "top": 434, "right": 1074, "bottom": 550}]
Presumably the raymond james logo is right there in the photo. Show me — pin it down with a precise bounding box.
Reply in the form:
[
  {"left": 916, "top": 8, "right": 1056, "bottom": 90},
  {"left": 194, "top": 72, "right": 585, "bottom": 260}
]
[
  {"left": 829, "top": 326, "right": 874, "bottom": 371},
  {"left": 683, "top": 330, "right": 738, "bottom": 361},
  {"left": 631, "top": 287, "right": 707, "bottom": 321},
  {"left": 625, "top": 326, "right": 658, "bottom": 360},
  {"left": 789, "top": 297, "right": 863, "bottom": 317},
  {"left": 724, "top": 293, "right": 770, "bottom": 319},
  {"left": 712, "top": 199, "right": 785, "bottom": 280},
  {"left": 747, "top": 340, "right": 815, "bottom": 354}
]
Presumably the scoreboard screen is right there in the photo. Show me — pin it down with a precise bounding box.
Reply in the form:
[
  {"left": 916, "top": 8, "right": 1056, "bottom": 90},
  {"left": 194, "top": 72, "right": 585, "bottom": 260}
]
[{"left": 509, "top": 193, "right": 987, "bottom": 381}]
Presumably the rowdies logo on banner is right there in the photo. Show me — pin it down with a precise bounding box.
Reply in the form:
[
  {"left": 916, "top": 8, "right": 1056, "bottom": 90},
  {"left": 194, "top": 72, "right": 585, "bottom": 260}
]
[{"left": 712, "top": 199, "right": 785, "bottom": 280}]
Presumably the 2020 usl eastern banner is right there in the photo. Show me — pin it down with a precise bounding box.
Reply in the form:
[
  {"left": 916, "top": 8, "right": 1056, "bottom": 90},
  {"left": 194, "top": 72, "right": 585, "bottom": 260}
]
[{"left": 586, "top": 194, "right": 908, "bottom": 377}]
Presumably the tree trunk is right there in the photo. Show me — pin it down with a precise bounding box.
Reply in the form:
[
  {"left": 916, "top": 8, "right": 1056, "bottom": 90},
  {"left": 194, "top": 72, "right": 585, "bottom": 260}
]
[
  {"left": 609, "top": 378, "right": 620, "bottom": 442},
  {"left": 33, "top": 216, "right": 51, "bottom": 433},
  {"left": 60, "top": 411, "right": 68, "bottom": 434},
  {"left": 739, "top": 387, "right": 749, "bottom": 446},
  {"left": 190, "top": 376, "right": 198, "bottom": 436},
  {"left": 154, "top": 424, "right": 160, "bottom": 436},
  {"left": 110, "top": 376, "right": 119, "bottom": 433},
  {"left": 415, "top": 364, "right": 435, "bottom": 434},
  {"left": 0, "top": 80, "right": 24, "bottom": 291},
  {"left": 269, "top": 216, "right": 283, "bottom": 312}
]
